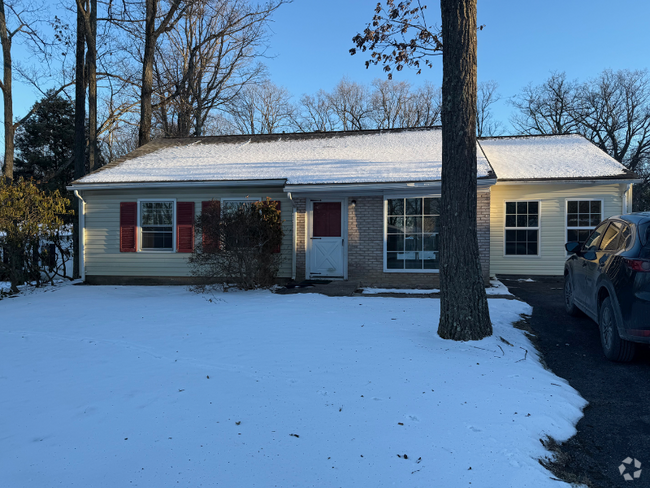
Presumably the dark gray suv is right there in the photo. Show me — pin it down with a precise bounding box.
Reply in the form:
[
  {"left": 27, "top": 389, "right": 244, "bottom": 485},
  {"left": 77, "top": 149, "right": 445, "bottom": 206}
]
[{"left": 564, "top": 212, "right": 650, "bottom": 362}]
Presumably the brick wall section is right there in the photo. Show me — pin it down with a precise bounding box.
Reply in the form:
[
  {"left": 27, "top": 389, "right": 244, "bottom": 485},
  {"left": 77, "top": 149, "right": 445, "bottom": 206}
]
[
  {"left": 347, "top": 196, "right": 386, "bottom": 285},
  {"left": 294, "top": 192, "right": 491, "bottom": 287},
  {"left": 293, "top": 197, "right": 307, "bottom": 281},
  {"left": 477, "top": 190, "right": 491, "bottom": 282}
]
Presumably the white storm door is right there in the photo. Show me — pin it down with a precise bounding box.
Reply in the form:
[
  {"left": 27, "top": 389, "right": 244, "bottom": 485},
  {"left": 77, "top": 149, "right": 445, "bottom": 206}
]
[{"left": 309, "top": 201, "right": 344, "bottom": 278}]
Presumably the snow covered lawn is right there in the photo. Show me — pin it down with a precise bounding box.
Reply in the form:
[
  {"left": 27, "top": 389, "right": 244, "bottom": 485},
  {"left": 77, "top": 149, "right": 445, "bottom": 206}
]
[{"left": 0, "top": 285, "right": 585, "bottom": 487}]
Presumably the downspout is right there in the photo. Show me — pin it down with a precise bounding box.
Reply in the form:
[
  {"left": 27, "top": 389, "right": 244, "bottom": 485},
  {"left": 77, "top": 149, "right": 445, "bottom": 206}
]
[
  {"left": 287, "top": 191, "right": 296, "bottom": 280},
  {"left": 74, "top": 190, "right": 86, "bottom": 281},
  {"left": 623, "top": 183, "right": 633, "bottom": 214}
]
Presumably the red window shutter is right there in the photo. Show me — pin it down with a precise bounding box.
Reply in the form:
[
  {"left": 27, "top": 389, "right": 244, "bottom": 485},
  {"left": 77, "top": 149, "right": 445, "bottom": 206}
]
[
  {"left": 202, "top": 200, "right": 220, "bottom": 252},
  {"left": 272, "top": 201, "right": 282, "bottom": 253},
  {"left": 176, "top": 202, "right": 195, "bottom": 253},
  {"left": 120, "top": 202, "right": 138, "bottom": 252}
]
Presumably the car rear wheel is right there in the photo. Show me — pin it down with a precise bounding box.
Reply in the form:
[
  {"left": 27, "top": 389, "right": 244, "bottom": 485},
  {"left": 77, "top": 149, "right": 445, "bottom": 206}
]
[
  {"left": 599, "top": 296, "right": 636, "bottom": 362},
  {"left": 564, "top": 273, "right": 582, "bottom": 316}
]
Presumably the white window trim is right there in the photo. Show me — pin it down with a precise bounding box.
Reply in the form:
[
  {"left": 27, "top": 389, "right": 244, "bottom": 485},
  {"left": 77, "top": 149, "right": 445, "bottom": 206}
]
[
  {"left": 565, "top": 198, "right": 604, "bottom": 248},
  {"left": 137, "top": 198, "right": 177, "bottom": 253},
  {"left": 503, "top": 200, "right": 542, "bottom": 258},
  {"left": 383, "top": 195, "right": 441, "bottom": 274}
]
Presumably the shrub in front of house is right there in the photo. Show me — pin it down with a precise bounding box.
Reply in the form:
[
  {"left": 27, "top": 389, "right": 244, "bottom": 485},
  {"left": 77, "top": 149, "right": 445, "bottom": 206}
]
[
  {"left": 189, "top": 198, "right": 283, "bottom": 290},
  {"left": 0, "top": 178, "right": 71, "bottom": 293}
]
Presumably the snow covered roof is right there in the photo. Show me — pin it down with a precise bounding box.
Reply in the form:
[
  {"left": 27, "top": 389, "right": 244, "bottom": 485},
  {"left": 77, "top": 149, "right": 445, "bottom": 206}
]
[
  {"left": 71, "top": 129, "right": 637, "bottom": 188},
  {"left": 478, "top": 134, "right": 633, "bottom": 181},
  {"left": 73, "top": 128, "right": 494, "bottom": 186}
]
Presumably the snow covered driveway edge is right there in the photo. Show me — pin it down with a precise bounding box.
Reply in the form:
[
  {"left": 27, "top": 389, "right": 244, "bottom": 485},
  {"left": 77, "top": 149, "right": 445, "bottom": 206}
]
[{"left": 0, "top": 285, "right": 586, "bottom": 487}]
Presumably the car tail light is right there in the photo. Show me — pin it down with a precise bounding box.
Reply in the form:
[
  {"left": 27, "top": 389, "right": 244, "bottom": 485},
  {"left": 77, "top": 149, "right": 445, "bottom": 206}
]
[
  {"left": 624, "top": 258, "right": 650, "bottom": 272},
  {"left": 627, "top": 329, "right": 650, "bottom": 337}
]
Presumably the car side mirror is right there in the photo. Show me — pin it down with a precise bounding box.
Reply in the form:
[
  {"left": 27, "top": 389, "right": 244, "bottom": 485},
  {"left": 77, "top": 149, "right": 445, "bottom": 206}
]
[
  {"left": 565, "top": 242, "right": 580, "bottom": 254},
  {"left": 583, "top": 250, "right": 597, "bottom": 260}
]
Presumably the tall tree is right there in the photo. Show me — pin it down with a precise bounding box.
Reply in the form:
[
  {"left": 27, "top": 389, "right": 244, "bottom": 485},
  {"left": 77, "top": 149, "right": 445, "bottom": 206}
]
[
  {"left": 139, "top": 0, "right": 189, "bottom": 146},
  {"left": 576, "top": 69, "right": 650, "bottom": 174},
  {"left": 352, "top": 0, "right": 492, "bottom": 340},
  {"left": 511, "top": 69, "right": 650, "bottom": 210},
  {"left": 437, "top": 0, "right": 491, "bottom": 339},
  {"left": 0, "top": 0, "right": 14, "bottom": 180},
  {"left": 294, "top": 90, "right": 337, "bottom": 132},
  {"left": 369, "top": 78, "right": 411, "bottom": 129},
  {"left": 227, "top": 80, "right": 294, "bottom": 134},
  {"left": 510, "top": 72, "right": 579, "bottom": 136},
  {"left": 75, "top": 0, "right": 98, "bottom": 172},
  {"left": 0, "top": 0, "right": 46, "bottom": 180},
  {"left": 327, "top": 78, "right": 372, "bottom": 131},
  {"left": 476, "top": 80, "right": 501, "bottom": 137},
  {"left": 401, "top": 81, "right": 442, "bottom": 128},
  {"left": 14, "top": 92, "right": 76, "bottom": 193},
  {"left": 153, "top": 0, "right": 283, "bottom": 138},
  {"left": 72, "top": 0, "right": 86, "bottom": 279}
]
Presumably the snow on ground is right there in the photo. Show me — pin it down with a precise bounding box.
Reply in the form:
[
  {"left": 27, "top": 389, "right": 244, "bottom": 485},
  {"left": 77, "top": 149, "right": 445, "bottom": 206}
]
[
  {"left": 0, "top": 285, "right": 585, "bottom": 487},
  {"left": 486, "top": 279, "right": 513, "bottom": 296},
  {"left": 363, "top": 279, "right": 513, "bottom": 296},
  {"left": 362, "top": 287, "right": 440, "bottom": 295}
]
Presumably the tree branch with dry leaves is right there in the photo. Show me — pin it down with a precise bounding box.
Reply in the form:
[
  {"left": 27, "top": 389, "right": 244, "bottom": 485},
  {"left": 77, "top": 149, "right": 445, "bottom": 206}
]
[{"left": 350, "top": 0, "right": 442, "bottom": 79}]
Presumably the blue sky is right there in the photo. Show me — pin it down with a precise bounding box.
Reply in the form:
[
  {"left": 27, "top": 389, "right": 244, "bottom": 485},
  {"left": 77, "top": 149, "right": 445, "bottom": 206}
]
[
  {"left": 262, "top": 0, "right": 650, "bottom": 131},
  {"left": 8, "top": 0, "right": 650, "bottom": 134}
]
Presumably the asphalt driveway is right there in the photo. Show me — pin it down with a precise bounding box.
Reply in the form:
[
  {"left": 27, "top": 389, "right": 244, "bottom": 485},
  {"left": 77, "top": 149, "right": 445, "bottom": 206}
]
[{"left": 501, "top": 276, "right": 650, "bottom": 487}]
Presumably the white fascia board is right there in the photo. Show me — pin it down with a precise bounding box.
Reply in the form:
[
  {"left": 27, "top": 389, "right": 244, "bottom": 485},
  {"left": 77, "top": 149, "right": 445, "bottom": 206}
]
[
  {"left": 495, "top": 178, "right": 643, "bottom": 185},
  {"left": 67, "top": 179, "right": 287, "bottom": 191},
  {"left": 284, "top": 179, "right": 496, "bottom": 197}
]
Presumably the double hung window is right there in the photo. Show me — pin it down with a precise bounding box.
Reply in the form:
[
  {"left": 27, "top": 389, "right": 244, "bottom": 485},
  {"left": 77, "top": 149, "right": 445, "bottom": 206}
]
[
  {"left": 567, "top": 200, "right": 602, "bottom": 247},
  {"left": 385, "top": 197, "right": 440, "bottom": 271},
  {"left": 505, "top": 201, "right": 539, "bottom": 256},
  {"left": 141, "top": 201, "right": 174, "bottom": 251}
]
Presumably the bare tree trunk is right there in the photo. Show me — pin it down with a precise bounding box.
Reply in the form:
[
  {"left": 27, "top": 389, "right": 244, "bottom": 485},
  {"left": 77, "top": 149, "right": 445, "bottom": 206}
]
[
  {"left": 0, "top": 0, "right": 13, "bottom": 180},
  {"left": 139, "top": 0, "right": 157, "bottom": 147},
  {"left": 437, "top": 0, "right": 491, "bottom": 340},
  {"left": 73, "top": 2, "right": 87, "bottom": 279},
  {"left": 87, "top": 0, "right": 97, "bottom": 171},
  {"left": 139, "top": 0, "right": 188, "bottom": 146}
]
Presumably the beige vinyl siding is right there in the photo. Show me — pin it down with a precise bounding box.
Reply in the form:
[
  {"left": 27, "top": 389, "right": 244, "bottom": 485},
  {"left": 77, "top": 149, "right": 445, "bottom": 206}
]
[
  {"left": 490, "top": 182, "right": 627, "bottom": 276},
  {"left": 81, "top": 186, "right": 292, "bottom": 278}
]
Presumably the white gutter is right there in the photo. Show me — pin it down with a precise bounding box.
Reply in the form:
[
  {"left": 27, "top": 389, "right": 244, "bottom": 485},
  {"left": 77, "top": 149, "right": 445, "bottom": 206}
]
[
  {"left": 287, "top": 192, "right": 296, "bottom": 281},
  {"left": 284, "top": 181, "right": 442, "bottom": 194},
  {"left": 73, "top": 190, "right": 86, "bottom": 281},
  {"left": 67, "top": 179, "right": 287, "bottom": 191},
  {"left": 496, "top": 178, "right": 643, "bottom": 186},
  {"left": 284, "top": 179, "right": 497, "bottom": 195}
]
